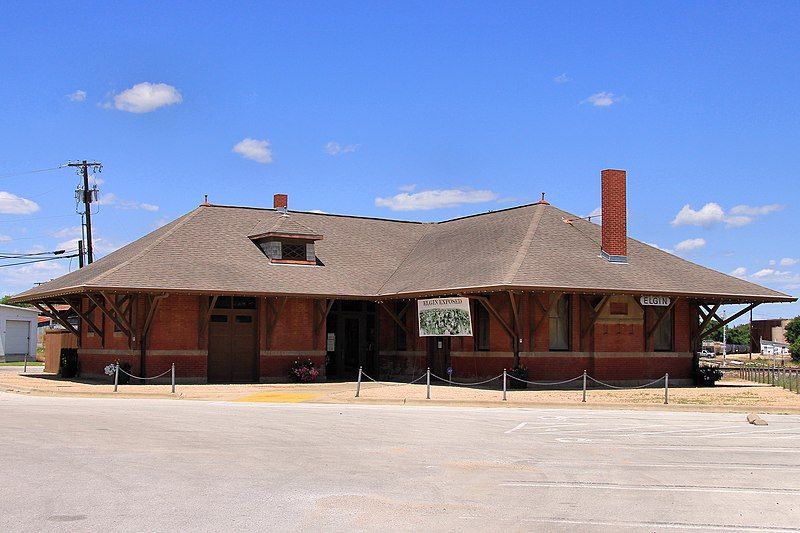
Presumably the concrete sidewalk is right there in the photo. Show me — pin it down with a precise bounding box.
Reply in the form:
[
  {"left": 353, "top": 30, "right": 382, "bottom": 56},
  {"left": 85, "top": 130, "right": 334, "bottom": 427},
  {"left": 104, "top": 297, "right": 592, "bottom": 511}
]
[{"left": 3, "top": 369, "right": 800, "bottom": 413}]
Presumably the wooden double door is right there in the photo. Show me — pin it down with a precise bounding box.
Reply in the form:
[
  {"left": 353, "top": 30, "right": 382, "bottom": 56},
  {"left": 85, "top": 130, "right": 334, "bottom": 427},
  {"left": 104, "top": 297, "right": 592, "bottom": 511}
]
[{"left": 208, "top": 297, "right": 258, "bottom": 383}]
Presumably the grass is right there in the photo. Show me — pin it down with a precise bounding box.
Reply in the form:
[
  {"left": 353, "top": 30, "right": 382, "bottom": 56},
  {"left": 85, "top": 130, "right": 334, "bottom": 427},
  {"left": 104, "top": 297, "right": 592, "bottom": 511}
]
[{"left": 0, "top": 361, "right": 44, "bottom": 366}]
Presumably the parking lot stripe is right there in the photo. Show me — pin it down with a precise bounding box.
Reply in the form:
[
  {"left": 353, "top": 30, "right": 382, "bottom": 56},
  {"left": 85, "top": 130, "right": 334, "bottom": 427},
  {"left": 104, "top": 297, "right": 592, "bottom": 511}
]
[
  {"left": 520, "top": 517, "right": 799, "bottom": 532},
  {"left": 501, "top": 481, "right": 800, "bottom": 495}
]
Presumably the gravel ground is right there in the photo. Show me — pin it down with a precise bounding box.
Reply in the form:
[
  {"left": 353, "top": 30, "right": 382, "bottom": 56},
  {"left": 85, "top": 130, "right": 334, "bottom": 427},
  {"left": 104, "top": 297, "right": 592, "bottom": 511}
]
[{"left": 3, "top": 369, "right": 800, "bottom": 412}]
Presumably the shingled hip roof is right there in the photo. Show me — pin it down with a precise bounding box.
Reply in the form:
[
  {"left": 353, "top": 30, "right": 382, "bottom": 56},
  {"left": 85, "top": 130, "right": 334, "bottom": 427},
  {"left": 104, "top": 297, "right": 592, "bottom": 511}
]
[{"left": 11, "top": 203, "right": 795, "bottom": 303}]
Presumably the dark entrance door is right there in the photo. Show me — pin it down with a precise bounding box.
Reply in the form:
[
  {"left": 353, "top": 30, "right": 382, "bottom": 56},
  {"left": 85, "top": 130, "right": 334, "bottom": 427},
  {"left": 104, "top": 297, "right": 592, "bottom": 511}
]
[
  {"left": 207, "top": 297, "right": 258, "bottom": 383},
  {"left": 325, "top": 300, "right": 377, "bottom": 379},
  {"left": 428, "top": 336, "right": 450, "bottom": 377}
]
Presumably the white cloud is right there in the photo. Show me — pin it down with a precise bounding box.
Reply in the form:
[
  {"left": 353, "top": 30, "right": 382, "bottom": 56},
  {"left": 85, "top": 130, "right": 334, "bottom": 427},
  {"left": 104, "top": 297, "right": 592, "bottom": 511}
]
[
  {"left": 324, "top": 141, "right": 359, "bottom": 156},
  {"left": 645, "top": 242, "right": 674, "bottom": 254},
  {"left": 68, "top": 90, "right": 87, "bottom": 102},
  {"left": 769, "top": 259, "right": 776, "bottom": 266},
  {"left": 729, "top": 204, "right": 784, "bottom": 217},
  {"left": 553, "top": 73, "right": 571, "bottom": 84},
  {"left": 581, "top": 92, "right": 620, "bottom": 107},
  {"left": 50, "top": 226, "right": 82, "bottom": 239},
  {"left": 671, "top": 203, "right": 725, "bottom": 228},
  {"left": 97, "top": 192, "right": 159, "bottom": 211},
  {"left": 111, "top": 82, "right": 182, "bottom": 113},
  {"left": 375, "top": 188, "right": 499, "bottom": 211},
  {"left": 0, "top": 235, "right": 10, "bottom": 242},
  {"left": 674, "top": 237, "right": 706, "bottom": 252},
  {"left": 57, "top": 235, "right": 122, "bottom": 257},
  {"left": 780, "top": 258, "right": 798, "bottom": 267},
  {"left": 730, "top": 267, "right": 747, "bottom": 278},
  {"left": 671, "top": 202, "right": 782, "bottom": 228},
  {"left": 587, "top": 206, "right": 602, "bottom": 224},
  {"left": 0, "top": 191, "right": 40, "bottom": 214},
  {"left": 233, "top": 138, "right": 273, "bottom": 164},
  {"left": 398, "top": 184, "right": 417, "bottom": 192}
]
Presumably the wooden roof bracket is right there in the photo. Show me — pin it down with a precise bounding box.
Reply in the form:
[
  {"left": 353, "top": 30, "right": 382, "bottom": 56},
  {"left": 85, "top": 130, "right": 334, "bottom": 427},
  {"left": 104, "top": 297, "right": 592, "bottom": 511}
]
[
  {"left": 702, "top": 303, "right": 759, "bottom": 339},
  {"left": 36, "top": 302, "right": 79, "bottom": 337},
  {"left": 86, "top": 293, "right": 131, "bottom": 338},
  {"left": 581, "top": 294, "right": 610, "bottom": 338},
  {"left": 467, "top": 294, "right": 516, "bottom": 342},
  {"left": 379, "top": 301, "right": 408, "bottom": 335},
  {"left": 62, "top": 298, "right": 103, "bottom": 340}
]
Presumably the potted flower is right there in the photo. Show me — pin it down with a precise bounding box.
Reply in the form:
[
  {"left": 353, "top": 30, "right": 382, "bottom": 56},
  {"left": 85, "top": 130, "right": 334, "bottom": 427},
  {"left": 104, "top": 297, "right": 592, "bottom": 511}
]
[
  {"left": 105, "top": 362, "right": 131, "bottom": 384},
  {"left": 508, "top": 365, "right": 528, "bottom": 389},
  {"left": 290, "top": 359, "right": 319, "bottom": 383}
]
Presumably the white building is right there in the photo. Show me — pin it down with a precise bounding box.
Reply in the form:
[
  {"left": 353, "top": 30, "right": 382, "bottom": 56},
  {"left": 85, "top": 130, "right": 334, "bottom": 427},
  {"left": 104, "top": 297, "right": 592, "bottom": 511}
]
[
  {"left": 0, "top": 304, "right": 38, "bottom": 362},
  {"left": 761, "top": 339, "right": 790, "bottom": 356}
]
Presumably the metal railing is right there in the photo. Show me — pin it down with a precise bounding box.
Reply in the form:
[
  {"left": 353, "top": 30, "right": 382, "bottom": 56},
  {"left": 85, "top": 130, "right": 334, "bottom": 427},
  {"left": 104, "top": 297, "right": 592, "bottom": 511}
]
[
  {"left": 355, "top": 367, "right": 670, "bottom": 404},
  {"left": 737, "top": 364, "right": 800, "bottom": 394}
]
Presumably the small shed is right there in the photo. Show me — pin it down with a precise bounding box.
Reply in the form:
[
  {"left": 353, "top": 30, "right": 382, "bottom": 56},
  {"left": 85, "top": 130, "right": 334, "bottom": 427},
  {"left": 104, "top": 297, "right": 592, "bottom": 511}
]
[{"left": 0, "top": 303, "right": 39, "bottom": 362}]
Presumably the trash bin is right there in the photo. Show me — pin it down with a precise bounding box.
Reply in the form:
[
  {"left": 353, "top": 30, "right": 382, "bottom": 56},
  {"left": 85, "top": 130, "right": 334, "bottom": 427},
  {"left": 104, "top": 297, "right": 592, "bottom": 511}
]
[{"left": 59, "top": 348, "right": 78, "bottom": 378}]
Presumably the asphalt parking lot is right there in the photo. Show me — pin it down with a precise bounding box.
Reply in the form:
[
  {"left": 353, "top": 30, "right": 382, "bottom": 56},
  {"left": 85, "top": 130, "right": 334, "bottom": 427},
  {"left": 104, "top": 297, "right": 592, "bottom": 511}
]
[{"left": 1, "top": 393, "right": 799, "bottom": 532}]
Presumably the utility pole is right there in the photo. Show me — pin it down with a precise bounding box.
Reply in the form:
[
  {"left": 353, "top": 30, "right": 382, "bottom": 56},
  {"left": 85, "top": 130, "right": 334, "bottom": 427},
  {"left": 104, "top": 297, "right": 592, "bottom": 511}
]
[
  {"left": 66, "top": 160, "right": 101, "bottom": 265},
  {"left": 722, "top": 309, "right": 727, "bottom": 359}
]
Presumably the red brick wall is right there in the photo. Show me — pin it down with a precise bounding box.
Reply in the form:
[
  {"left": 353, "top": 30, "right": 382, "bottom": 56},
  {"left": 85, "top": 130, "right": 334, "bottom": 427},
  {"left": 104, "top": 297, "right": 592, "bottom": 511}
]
[
  {"left": 601, "top": 169, "right": 627, "bottom": 258},
  {"left": 148, "top": 294, "right": 200, "bottom": 350}
]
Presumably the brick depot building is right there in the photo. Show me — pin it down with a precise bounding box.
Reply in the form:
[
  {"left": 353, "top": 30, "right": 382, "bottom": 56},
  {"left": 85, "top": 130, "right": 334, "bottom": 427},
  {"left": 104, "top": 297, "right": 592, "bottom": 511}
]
[{"left": 13, "top": 170, "right": 795, "bottom": 384}]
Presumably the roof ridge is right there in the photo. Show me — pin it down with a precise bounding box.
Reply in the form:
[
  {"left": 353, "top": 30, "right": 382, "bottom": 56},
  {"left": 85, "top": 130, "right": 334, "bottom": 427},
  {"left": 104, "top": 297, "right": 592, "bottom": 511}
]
[
  {"left": 375, "top": 224, "right": 435, "bottom": 295},
  {"left": 89, "top": 207, "right": 205, "bottom": 286},
  {"left": 504, "top": 204, "right": 545, "bottom": 284}
]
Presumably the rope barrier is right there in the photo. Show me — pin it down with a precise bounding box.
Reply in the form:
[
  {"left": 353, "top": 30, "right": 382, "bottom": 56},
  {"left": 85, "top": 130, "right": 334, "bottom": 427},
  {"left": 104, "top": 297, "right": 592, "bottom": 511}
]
[
  {"left": 429, "top": 373, "right": 502, "bottom": 387},
  {"left": 117, "top": 366, "right": 172, "bottom": 380},
  {"left": 506, "top": 374, "right": 584, "bottom": 386},
  {"left": 587, "top": 375, "right": 666, "bottom": 390},
  {"left": 114, "top": 362, "right": 176, "bottom": 394},
  {"left": 360, "top": 371, "right": 427, "bottom": 387}
]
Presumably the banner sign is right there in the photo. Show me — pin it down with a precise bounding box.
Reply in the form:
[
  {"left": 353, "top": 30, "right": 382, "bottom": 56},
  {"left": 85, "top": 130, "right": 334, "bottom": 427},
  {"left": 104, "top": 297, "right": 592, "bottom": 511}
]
[
  {"left": 417, "top": 298, "right": 473, "bottom": 337},
  {"left": 640, "top": 296, "right": 671, "bottom": 306}
]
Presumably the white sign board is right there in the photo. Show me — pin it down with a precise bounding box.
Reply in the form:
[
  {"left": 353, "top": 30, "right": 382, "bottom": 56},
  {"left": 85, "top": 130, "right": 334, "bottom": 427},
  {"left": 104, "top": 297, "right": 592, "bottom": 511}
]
[
  {"left": 326, "top": 333, "right": 335, "bottom": 352},
  {"left": 417, "top": 298, "right": 473, "bottom": 337},
  {"left": 640, "top": 296, "right": 671, "bottom": 306}
]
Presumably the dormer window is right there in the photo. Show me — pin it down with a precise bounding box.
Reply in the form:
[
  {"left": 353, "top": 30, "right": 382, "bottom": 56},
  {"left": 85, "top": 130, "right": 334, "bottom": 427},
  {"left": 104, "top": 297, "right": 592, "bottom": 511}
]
[
  {"left": 259, "top": 239, "right": 316, "bottom": 264},
  {"left": 249, "top": 212, "right": 322, "bottom": 266}
]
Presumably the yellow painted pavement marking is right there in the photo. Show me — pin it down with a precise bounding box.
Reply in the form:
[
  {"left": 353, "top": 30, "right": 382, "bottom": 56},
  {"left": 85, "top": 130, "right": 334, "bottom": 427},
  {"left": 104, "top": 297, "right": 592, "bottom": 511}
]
[{"left": 234, "top": 392, "right": 319, "bottom": 403}]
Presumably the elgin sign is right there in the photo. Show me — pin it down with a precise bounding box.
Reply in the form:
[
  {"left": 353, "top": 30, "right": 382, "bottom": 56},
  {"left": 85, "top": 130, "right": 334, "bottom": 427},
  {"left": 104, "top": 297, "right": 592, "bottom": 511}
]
[{"left": 639, "top": 295, "right": 671, "bottom": 306}]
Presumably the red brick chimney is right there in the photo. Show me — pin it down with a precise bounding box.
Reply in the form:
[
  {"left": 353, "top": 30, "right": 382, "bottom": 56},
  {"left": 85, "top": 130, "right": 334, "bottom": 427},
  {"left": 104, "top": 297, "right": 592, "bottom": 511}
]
[
  {"left": 601, "top": 169, "right": 627, "bottom": 263},
  {"left": 273, "top": 194, "right": 288, "bottom": 210}
]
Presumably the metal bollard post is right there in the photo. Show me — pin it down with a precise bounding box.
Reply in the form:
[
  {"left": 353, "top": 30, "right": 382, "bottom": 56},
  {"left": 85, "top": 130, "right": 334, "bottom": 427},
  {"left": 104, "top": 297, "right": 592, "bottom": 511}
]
[
  {"left": 502, "top": 369, "right": 507, "bottom": 401},
  {"left": 664, "top": 373, "right": 669, "bottom": 405},
  {"left": 171, "top": 363, "right": 176, "bottom": 394},
  {"left": 23, "top": 353, "right": 28, "bottom": 373},
  {"left": 426, "top": 368, "right": 431, "bottom": 400},
  {"left": 355, "top": 366, "right": 362, "bottom": 398},
  {"left": 582, "top": 370, "right": 587, "bottom": 403},
  {"left": 114, "top": 363, "right": 119, "bottom": 392}
]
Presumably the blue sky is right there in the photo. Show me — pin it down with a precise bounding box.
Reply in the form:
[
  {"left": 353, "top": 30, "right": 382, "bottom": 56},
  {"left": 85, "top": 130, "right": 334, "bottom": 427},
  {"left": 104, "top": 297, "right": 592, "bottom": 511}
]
[{"left": 1, "top": 1, "right": 798, "bottom": 321}]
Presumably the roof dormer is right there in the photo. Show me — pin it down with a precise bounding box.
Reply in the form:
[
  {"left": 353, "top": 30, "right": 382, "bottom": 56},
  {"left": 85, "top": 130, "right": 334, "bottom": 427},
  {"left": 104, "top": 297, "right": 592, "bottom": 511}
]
[{"left": 249, "top": 195, "right": 322, "bottom": 265}]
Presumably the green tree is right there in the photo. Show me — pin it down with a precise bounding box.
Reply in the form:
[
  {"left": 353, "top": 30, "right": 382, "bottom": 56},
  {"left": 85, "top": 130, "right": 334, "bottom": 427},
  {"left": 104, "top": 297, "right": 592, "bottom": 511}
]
[
  {"left": 725, "top": 324, "right": 751, "bottom": 346},
  {"left": 0, "top": 295, "right": 30, "bottom": 308},
  {"left": 785, "top": 317, "right": 800, "bottom": 344},
  {"left": 702, "top": 319, "right": 723, "bottom": 342}
]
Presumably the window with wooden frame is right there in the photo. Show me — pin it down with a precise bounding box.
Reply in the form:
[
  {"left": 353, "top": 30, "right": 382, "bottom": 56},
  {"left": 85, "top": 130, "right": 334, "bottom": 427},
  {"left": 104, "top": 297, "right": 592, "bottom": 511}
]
[
  {"left": 549, "top": 294, "right": 571, "bottom": 351},
  {"left": 258, "top": 239, "right": 316, "bottom": 265},
  {"left": 653, "top": 308, "right": 674, "bottom": 352},
  {"left": 474, "top": 301, "right": 490, "bottom": 351}
]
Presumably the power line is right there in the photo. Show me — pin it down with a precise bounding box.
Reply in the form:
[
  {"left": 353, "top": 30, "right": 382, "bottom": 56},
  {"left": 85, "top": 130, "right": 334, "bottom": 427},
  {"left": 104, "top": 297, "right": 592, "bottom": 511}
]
[
  {"left": 0, "top": 249, "right": 73, "bottom": 258},
  {"left": 0, "top": 165, "right": 64, "bottom": 181},
  {"left": 0, "top": 253, "right": 79, "bottom": 268}
]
